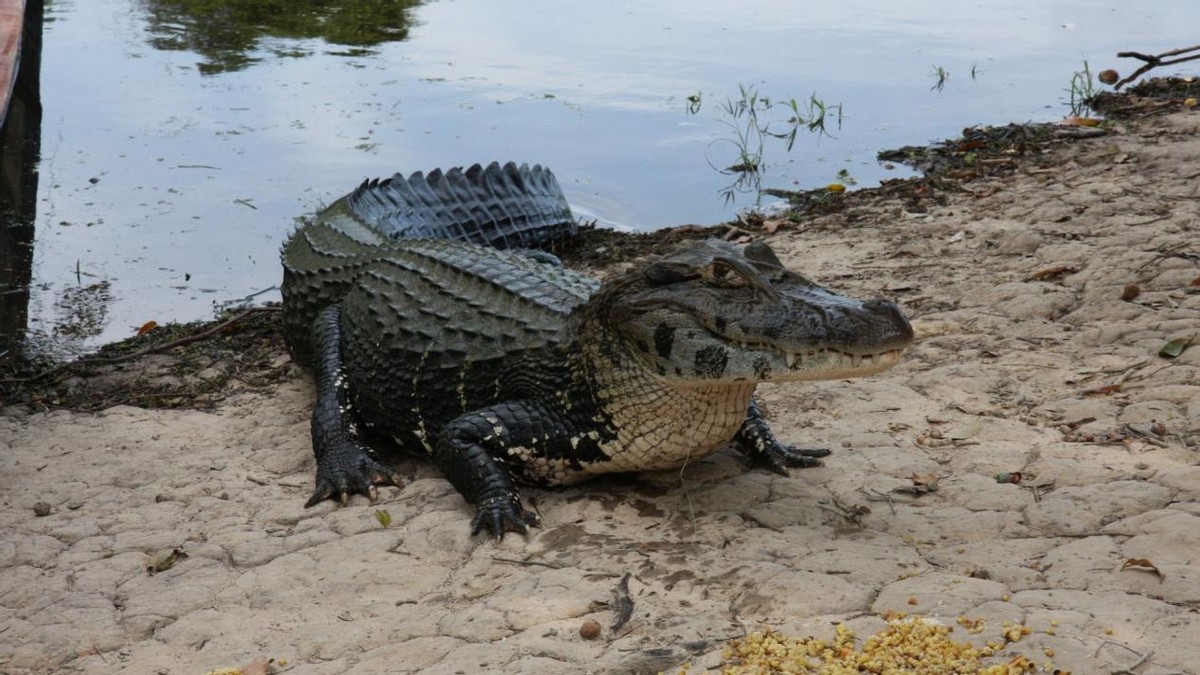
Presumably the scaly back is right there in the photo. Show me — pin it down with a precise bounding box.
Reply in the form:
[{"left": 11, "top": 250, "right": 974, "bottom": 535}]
[
  {"left": 344, "top": 161, "right": 577, "bottom": 249},
  {"left": 281, "top": 162, "right": 591, "bottom": 366}
]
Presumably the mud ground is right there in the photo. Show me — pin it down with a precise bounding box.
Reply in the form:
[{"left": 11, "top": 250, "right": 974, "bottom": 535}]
[{"left": 2, "top": 82, "right": 1200, "bottom": 674}]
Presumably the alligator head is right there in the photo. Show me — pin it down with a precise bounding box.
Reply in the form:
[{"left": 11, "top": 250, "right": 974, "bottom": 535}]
[{"left": 594, "top": 239, "right": 913, "bottom": 385}]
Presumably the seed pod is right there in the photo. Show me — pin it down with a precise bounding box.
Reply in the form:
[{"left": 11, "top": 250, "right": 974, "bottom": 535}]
[{"left": 579, "top": 619, "right": 602, "bottom": 640}]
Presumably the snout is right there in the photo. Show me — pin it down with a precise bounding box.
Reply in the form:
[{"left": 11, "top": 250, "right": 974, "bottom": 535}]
[{"left": 859, "top": 298, "right": 915, "bottom": 351}]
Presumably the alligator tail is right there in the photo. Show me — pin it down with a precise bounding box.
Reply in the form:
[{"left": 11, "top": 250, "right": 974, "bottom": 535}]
[{"left": 344, "top": 161, "right": 577, "bottom": 250}]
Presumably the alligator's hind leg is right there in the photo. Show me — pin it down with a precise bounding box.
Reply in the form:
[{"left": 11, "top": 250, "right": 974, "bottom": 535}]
[
  {"left": 304, "top": 305, "right": 402, "bottom": 507},
  {"left": 732, "top": 400, "right": 831, "bottom": 474}
]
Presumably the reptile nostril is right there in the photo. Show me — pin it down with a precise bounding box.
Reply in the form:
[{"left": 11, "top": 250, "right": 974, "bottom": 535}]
[{"left": 863, "top": 298, "right": 895, "bottom": 311}]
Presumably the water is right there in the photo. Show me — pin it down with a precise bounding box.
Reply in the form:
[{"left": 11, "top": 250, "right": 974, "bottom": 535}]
[{"left": 6, "top": 0, "right": 1196, "bottom": 354}]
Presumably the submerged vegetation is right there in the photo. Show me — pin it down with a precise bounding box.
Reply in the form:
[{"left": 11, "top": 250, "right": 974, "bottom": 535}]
[
  {"left": 931, "top": 65, "right": 950, "bottom": 91},
  {"left": 687, "top": 84, "right": 843, "bottom": 205}
]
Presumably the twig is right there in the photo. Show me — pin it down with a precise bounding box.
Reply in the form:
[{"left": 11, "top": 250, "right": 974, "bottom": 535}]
[
  {"left": 1122, "top": 424, "right": 1168, "bottom": 448},
  {"left": 1124, "top": 215, "right": 1169, "bottom": 228},
  {"left": 1114, "top": 45, "right": 1200, "bottom": 89},
  {"left": 216, "top": 285, "right": 280, "bottom": 312},
  {"left": 1123, "top": 362, "right": 1175, "bottom": 384},
  {"left": 1, "top": 307, "right": 278, "bottom": 384},
  {"left": 857, "top": 487, "right": 899, "bottom": 514},
  {"left": 1110, "top": 647, "right": 1153, "bottom": 674},
  {"left": 817, "top": 496, "right": 870, "bottom": 526},
  {"left": 491, "top": 556, "right": 565, "bottom": 569},
  {"left": 610, "top": 573, "right": 634, "bottom": 631}
]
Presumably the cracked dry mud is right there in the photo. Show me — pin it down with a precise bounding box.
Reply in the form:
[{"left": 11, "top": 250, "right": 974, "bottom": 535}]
[{"left": 3, "top": 107, "right": 1200, "bottom": 674}]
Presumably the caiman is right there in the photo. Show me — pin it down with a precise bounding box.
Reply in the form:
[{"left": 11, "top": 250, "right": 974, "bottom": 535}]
[{"left": 281, "top": 161, "right": 913, "bottom": 537}]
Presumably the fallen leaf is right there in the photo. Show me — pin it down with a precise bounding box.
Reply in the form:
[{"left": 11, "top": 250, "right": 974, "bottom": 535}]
[
  {"left": 1081, "top": 382, "right": 1122, "bottom": 396},
  {"left": 146, "top": 547, "right": 187, "bottom": 575},
  {"left": 995, "top": 471, "right": 1023, "bottom": 484},
  {"left": 826, "top": 183, "right": 846, "bottom": 193},
  {"left": 374, "top": 509, "right": 392, "bottom": 528},
  {"left": 945, "top": 418, "right": 983, "bottom": 440},
  {"left": 1190, "top": 276, "right": 1200, "bottom": 287},
  {"left": 894, "top": 472, "right": 940, "bottom": 495},
  {"left": 1121, "top": 557, "right": 1165, "bottom": 581},
  {"left": 1120, "top": 284, "right": 1140, "bottom": 301},
  {"left": 761, "top": 219, "right": 785, "bottom": 235},
  {"left": 912, "top": 473, "right": 940, "bottom": 490},
  {"left": 1158, "top": 336, "right": 1194, "bottom": 359},
  {"left": 136, "top": 320, "right": 158, "bottom": 336},
  {"left": 1025, "top": 264, "right": 1078, "bottom": 282}
]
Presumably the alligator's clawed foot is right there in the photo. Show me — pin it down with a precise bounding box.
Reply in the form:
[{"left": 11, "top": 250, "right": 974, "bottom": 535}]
[
  {"left": 470, "top": 491, "right": 540, "bottom": 541},
  {"left": 758, "top": 444, "right": 832, "bottom": 475},
  {"left": 305, "top": 451, "right": 402, "bottom": 508},
  {"left": 734, "top": 402, "right": 832, "bottom": 474}
]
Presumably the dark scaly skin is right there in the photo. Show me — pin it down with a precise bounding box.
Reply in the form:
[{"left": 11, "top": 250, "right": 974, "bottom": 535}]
[
  {"left": 304, "top": 305, "right": 402, "bottom": 507},
  {"left": 734, "top": 400, "right": 832, "bottom": 473},
  {"left": 281, "top": 161, "right": 915, "bottom": 538}
]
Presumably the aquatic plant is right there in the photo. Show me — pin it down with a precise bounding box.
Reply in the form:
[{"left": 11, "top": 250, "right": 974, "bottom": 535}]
[
  {"left": 931, "top": 65, "right": 950, "bottom": 92},
  {"left": 688, "top": 84, "right": 842, "bottom": 205},
  {"left": 1067, "top": 60, "right": 1099, "bottom": 117}
]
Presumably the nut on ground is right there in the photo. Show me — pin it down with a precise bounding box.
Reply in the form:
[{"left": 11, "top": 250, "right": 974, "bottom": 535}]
[{"left": 580, "top": 618, "right": 602, "bottom": 640}]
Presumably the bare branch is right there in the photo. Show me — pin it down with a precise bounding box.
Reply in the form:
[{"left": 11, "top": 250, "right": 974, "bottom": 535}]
[{"left": 1113, "top": 45, "right": 1200, "bottom": 90}]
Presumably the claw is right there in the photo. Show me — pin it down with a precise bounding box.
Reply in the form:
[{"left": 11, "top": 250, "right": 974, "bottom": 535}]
[
  {"left": 778, "top": 445, "right": 830, "bottom": 468},
  {"left": 470, "top": 492, "right": 537, "bottom": 540},
  {"left": 367, "top": 484, "right": 379, "bottom": 501},
  {"left": 752, "top": 444, "right": 829, "bottom": 475},
  {"left": 339, "top": 491, "right": 350, "bottom": 507},
  {"left": 304, "top": 484, "right": 334, "bottom": 508}
]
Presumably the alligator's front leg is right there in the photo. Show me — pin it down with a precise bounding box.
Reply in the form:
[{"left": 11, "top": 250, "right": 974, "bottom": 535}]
[
  {"left": 304, "top": 306, "right": 402, "bottom": 507},
  {"left": 733, "top": 399, "right": 831, "bottom": 474},
  {"left": 434, "top": 401, "right": 574, "bottom": 539}
]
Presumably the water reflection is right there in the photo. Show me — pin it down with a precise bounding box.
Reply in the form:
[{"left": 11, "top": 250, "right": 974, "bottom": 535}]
[
  {"left": 140, "top": 0, "right": 424, "bottom": 74},
  {"left": 0, "top": 0, "right": 43, "bottom": 356}
]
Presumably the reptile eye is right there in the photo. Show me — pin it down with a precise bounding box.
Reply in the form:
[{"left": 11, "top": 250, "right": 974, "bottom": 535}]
[{"left": 706, "top": 261, "right": 746, "bottom": 286}]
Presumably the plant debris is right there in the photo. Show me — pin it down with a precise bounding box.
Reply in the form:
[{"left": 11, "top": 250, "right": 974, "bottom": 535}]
[
  {"left": 374, "top": 509, "right": 392, "bottom": 528},
  {"left": 1158, "top": 335, "right": 1194, "bottom": 359},
  {"left": 692, "top": 616, "right": 1037, "bottom": 674},
  {"left": 146, "top": 547, "right": 187, "bottom": 575},
  {"left": 610, "top": 573, "right": 634, "bottom": 632},
  {"left": 1121, "top": 557, "right": 1165, "bottom": 581}
]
